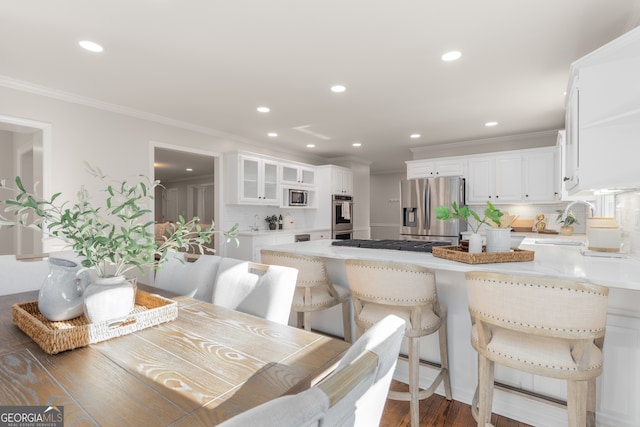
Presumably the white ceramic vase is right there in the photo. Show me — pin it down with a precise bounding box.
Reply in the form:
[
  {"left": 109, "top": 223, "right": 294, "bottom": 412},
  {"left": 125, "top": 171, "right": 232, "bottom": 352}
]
[
  {"left": 486, "top": 227, "right": 512, "bottom": 253},
  {"left": 83, "top": 276, "right": 136, "bottom": 323},
  {"left": 468, "top": 233, "right": 483, "bottom": 254}
]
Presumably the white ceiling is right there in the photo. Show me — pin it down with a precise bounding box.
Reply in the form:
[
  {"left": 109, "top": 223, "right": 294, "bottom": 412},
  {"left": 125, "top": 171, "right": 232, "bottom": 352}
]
[{"left": 1, "top": 1, "right": 639, "bottom": 173}]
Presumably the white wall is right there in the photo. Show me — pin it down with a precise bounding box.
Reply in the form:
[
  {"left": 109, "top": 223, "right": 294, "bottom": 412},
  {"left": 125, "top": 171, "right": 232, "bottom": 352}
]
[
  {"left": 0, "top": 85, "right": 328, "bottom": 273},
  {"left": 370, "top": 172, "right": 403, "bottom": 239}
]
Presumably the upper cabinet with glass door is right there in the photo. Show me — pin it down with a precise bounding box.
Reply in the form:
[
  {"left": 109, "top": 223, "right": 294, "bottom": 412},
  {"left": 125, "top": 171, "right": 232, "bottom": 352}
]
[
  {"left": 280, "top": 163, "right": 316, "bottom": 188},
  {"left": 224, "top": 153, "right": 280, "bottom": 205}
]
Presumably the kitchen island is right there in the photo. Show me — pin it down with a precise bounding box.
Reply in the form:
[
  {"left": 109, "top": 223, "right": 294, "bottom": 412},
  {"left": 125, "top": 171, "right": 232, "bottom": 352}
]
[{"left": 267, "top": 238, "right": 640, "bottom": 427}]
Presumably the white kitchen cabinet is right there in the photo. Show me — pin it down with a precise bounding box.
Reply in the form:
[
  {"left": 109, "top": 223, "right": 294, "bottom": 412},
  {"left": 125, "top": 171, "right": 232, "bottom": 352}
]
[
  {"left": 281, "top": 163, "right": 316, "bottom": 187},
  {"left": 309, "top": 230, "right": 330, "bottom": 240},
  {"left": 522, "top": 148, "right": 559, "bottom": 202},
  {"left": 406, "top": 158, "right": 465, "bottom": 179},
  {"left": 226, "top": 233, "right": 296, "bottom": 262},
  {"left": 331, "top": 167, "right": 353, "bottom": 195},
  {"left": 467, "top": 154, "right": 521, "bottom": 204},
  {"left": 225, "top": 153, "right": 280, "bottom": 205},
  {"left": 565, "top": 26, "right": 640, "bottom": 195}
]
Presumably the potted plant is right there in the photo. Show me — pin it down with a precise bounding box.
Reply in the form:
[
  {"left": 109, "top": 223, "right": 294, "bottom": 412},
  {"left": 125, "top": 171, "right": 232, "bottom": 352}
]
[
  {"left": 435, "top": 201, "right": 503, "bottom": 253},
  {"left": 0, "top": 163, "right": 238, "bottom": 322},
  {"left": 556, "top": 209, "right": 579, "bottom": 235},
  {"left": 265, "top": 215, "right": 279, "bottom": 230}
]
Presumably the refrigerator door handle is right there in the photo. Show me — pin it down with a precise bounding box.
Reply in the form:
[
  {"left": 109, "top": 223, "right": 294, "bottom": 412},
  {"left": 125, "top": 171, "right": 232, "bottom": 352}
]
[{"left": 424, "top": 180, "right": 430, "bottom": 230}]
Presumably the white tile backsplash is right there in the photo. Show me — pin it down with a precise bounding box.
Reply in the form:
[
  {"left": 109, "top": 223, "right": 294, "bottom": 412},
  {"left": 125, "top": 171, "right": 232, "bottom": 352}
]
[
  {"left": 223, "top": 205, "right": 311, "bottom": 232},
  {"left": 616, "top": 190, "right": 640, "bottom": 257}
]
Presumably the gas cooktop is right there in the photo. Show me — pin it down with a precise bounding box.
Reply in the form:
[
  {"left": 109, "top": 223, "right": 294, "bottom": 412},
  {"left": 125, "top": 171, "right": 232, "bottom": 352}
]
[{"left": 331, "top": 239, "right": 452, "bottom": 253}]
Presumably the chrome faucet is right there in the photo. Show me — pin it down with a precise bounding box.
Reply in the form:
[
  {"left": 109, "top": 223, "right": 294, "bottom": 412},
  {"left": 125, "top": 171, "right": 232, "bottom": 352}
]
[
  {"left": 562, "top": 200, "right": 596, "bottom": 220},
  {"left": 250, "top": 214, "right": 261, "bottom": 231}
]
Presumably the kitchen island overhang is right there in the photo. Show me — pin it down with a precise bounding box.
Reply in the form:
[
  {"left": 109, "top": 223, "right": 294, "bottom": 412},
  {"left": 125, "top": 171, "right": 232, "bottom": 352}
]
[{"left": 264, "top": 239, "right": 640, "bottom": 427}]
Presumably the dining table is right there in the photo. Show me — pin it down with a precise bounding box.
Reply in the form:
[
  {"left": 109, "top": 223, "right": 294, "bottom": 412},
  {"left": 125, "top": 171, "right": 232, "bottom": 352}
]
[{"left": 0, "top": 285, "right": 350, "bottom": 426}]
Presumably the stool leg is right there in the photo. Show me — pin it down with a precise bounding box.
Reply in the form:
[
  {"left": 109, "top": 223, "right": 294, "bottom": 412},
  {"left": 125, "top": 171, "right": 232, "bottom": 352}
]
[
  {"left": 438, "top": 320, "right": 452, "bottom": 400},
  {"left": 568, "top": 380, "right": 588, "bottom": 427},
  {"left": 303, "top": 311, "right": 311, "bottom": 331},
  {"left": 409, "top": 335, "right": 420, "bottom": 427},
  {"left": 341, "top": 300, "right": 352, "bottom": 343},
  {"left": 587, "top": 378, "right": 596, "bottom": 427},
  {"left": 296, "top": 312, "right": 304, "bottom": 329},
  {"left": 477, "top": 354, "right": 494, "bottom": 426}
]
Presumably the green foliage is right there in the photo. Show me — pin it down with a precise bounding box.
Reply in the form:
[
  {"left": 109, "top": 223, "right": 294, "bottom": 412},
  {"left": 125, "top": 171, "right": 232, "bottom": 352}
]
[
  {"left": 0, "top": 163, "right": 238, "bottom": 277},
  {"left": 556, "top": 209, "right": 579, "bottom": 226},
  {"left": 264, "top": 215, "right": 279, "bottom": 224},
  {"left": 435, "top": 201, "right": 503, "bottom": 234}
]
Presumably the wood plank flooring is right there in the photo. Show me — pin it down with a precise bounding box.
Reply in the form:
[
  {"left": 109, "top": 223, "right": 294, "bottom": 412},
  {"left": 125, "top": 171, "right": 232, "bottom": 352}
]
[{"left": 380, "top": 381, "right": 533, "bottom": 427}]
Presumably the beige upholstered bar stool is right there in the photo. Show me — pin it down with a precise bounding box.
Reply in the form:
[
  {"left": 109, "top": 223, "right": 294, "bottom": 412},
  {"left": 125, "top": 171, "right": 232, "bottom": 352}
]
[
  {"left": 465, "top": 271, "right": 609, "bottom": 427},
  {"left": 345, "top": 259, "right": 452, "bottom": 427},
  {"left": 260, "top": 250, "right": 352, "bottom": 342}
]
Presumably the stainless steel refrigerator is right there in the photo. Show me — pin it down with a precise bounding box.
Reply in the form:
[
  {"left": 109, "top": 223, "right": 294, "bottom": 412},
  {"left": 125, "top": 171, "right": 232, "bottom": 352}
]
[{"left": 400, "top": 177, "right": 466, "bottom": 243}]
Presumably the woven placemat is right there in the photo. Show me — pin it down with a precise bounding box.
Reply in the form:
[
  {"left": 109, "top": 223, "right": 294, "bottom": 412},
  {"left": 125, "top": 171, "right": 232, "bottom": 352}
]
[{"left": 432, "top": 245, "right": 535, "bottom": 264}]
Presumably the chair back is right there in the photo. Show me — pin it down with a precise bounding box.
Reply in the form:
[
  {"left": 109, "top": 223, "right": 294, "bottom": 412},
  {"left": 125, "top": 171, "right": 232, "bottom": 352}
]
[
  {"left": 213, "top": 258, "right": 298, "bottom": 325},
  {"left": 260, "top": 250, "right": 329, "bottom": 288},
  {"left": 345, "top": 259, "right": 438, "bottom": 306},
  {"left": 465, "top": 271, "right": 609, "bottom": 340},
  {"left": 153, "top": 251, "right": 221, "bottom": 301},
  {"left": 218, "top": 314, "right": 405, "bottom": 427}
]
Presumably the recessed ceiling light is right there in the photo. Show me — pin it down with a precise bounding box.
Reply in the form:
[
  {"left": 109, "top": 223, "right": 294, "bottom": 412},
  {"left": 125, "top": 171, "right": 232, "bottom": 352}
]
[
  {"left": 352, "top": 143, "right": 362, "bottom": 147},
  {"left": 257, "top": 106, "right": 270, "bottom": 113},
  {"left": 410, "top": 134, "right": 421, "bottom": 139},
  {"left": 186, "top": 168, "right": 193, "bottom": 172},
  {"left": 79, "top": 40, "right": 104, "bottom": 53},
  {"left": 441, "top": 51, "right": 462, "bottom": 62},
  {"left": 306, "top": 144, "right": 315, "bottom": 148},
  {"left": 267, "top": 132, "right": 278, "bottom": 137},
  {"left": 331, "top": 85, "right": 346, "bottom": 93},
  {"left": 485, "top": 121, "right": 498, "bottom": 127}
]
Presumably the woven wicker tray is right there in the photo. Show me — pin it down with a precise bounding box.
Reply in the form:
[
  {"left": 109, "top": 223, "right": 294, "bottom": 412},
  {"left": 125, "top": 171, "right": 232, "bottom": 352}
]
[
  {"left": 12, "top": 290, "right": 178, "bottom": 354},
  {"left": 432, "top": 245, "right": 535, "bottom": 264}
]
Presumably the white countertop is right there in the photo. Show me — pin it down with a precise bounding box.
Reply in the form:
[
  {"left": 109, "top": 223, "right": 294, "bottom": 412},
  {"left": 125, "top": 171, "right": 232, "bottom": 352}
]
[
  {"left": 267, "top": 239, "right": 640, "bottom": 291},
  {"left": 234, "top": 227, "right": 330, "bottom": 237}
]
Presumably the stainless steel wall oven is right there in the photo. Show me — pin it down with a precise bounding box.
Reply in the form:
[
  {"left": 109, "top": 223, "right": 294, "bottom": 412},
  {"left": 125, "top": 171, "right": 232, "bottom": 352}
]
[{"left": 332, "top": 194, "right": 353, "bottom": 239}]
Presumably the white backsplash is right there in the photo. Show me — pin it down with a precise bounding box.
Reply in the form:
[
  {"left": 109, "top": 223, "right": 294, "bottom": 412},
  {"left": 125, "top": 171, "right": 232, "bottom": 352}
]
[
  {"left": 223, "top": 205, "right": 312, "bottom": 232},
  {"left": 616, "top": 190, "right": 640, "bottom": 258}
]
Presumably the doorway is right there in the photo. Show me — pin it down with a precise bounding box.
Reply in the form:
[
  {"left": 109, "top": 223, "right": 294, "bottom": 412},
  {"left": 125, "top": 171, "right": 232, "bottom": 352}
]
[
  {"left": 0, "top": 115, "right": 52, "bottom": 256},
  {"left": 152, "top": 143, "right": 222, "bottom": 252}
]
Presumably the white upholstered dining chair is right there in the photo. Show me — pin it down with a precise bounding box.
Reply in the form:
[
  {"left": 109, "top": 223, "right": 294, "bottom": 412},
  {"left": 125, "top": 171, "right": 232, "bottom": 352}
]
[
  {"left": 217, "top": 314, "right": 405, "bottom": 427},
  {"left": 153, "top": 251, "right": 220, "bottom": 301},
  {"left": 212, "top": 257, "right": 298, "bottom": 325},
  {"left": 260, "top": 249, "right": 352, "bottom": 342},
  {"left": 465, "top": 271, "right": 609, "bottom": 427},
  {"left": 345, "top": 258, "right": 452, "bottom": 427}
]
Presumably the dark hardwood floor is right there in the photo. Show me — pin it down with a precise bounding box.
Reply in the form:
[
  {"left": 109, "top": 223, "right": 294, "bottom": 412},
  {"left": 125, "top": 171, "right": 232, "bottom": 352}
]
[{"left": 380, "top": 381, "right": 533, "bottom": 427}]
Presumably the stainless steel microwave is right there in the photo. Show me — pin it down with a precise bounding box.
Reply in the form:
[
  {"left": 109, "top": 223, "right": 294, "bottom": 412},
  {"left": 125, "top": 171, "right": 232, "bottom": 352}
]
[{"left": 288, "top": 189, "right": 309, "bottom": 206}]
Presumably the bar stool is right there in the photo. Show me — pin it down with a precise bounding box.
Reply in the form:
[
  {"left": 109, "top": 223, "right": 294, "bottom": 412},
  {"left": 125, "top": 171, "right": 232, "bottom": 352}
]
[
  {"left": 260, "top": 250, "right": 352, "bottom": 342},
  {"left": 345, "top": 259, "right": 452, "bottom": 427},
  {"left": 465, "top": 271, "right": 609, "bottom": 427}
]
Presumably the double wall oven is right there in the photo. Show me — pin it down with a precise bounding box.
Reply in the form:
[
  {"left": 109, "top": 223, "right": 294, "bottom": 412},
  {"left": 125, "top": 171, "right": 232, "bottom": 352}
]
[{"left": 332, "top": 194, "right": 353, "bottom": 239}]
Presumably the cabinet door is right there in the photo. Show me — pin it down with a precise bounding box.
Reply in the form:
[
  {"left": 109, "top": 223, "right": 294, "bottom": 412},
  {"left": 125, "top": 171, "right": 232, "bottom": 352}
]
[
  {"left": 241, "top": 157, "right": 260, "bottom": 201},
  {"left": 466, "top": 157, "right": 494, "bottom": 203},
  {"left": 523, "top": 150, "right": 558, "bottom": 202},
  {"left": 300, "top": 167, "right": 315, "bottom": 186},
  {"left": 262, "top": 161, "right": 279, "bottom": 203},
  {"left": 332, "top": 169, "right": 352, "bottom": 195},
  {"left": 494, "top": 154, "right": 522, "bottom": 202},
  {"left": 341, "top": 171, "right": 353, "bottom": 195},
  {"left": 281, "top": 164, "right": 299, "bottom": 185},
  {"left": 564, "top": 82, "right": 580, "bottom": 192},
  {"left": 435, "top": 159, "right": 465, "bottom": 177},
  {"left": 406, "top": 160, "right": 435, "bottom": 179}
]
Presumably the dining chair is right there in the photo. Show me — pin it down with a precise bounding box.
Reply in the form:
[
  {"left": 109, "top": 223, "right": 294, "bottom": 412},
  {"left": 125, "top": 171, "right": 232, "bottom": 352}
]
[
  {"left": 260, "top": 249, "right": 352, "bottom": 342},
  {"left": 345, "top": 259, "right": 452, "bottom": 427},
  {"left": 153, "top": 251, "right": 221, "bottom": 301},
  {"left": 0, "top": 251, "right": 79, "bottom": 296},
  {"left": 213, "top": 258, "right": 298, "bottom": 325},
  {"left": 465, "top": 271, "right": 609, "bottom": 427},
  {"left": 218, "top": 314, "right": 405, "bottom": 427}
]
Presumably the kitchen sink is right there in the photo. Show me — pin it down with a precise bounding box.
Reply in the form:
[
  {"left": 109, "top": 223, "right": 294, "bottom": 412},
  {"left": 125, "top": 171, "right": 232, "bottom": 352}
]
[{"left": 533, "top": 239, "right": 584, "bottom": 246}]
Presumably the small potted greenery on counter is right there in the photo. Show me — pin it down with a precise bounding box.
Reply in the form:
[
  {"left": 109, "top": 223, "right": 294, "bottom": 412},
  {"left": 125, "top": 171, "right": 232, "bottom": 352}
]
[
  {"left": 556, "top": 209, "right": 579, "bottom": 235},
  {"left": 435, "top": 201, "right": 503, "bottom": 253},
  {"left": 265, "top": 215, "right": 279, "bottom": 230}
]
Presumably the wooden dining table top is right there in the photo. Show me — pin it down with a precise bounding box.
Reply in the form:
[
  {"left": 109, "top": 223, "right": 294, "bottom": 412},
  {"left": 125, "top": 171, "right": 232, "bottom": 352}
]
[{"left": 0, "top": 285, "right": 350, "bottom": 426}]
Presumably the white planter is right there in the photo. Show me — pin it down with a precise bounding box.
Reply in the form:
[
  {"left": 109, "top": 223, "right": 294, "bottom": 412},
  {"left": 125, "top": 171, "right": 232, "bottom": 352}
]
[
  {"left": 468, "top": 233, "right": 483, "bottom": 254},
  {"left": 486, "top": 228, "right": 512, "bottom": 253},
  {"left": 83, "top": 276, "right": 136, "bottom": 323}
]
